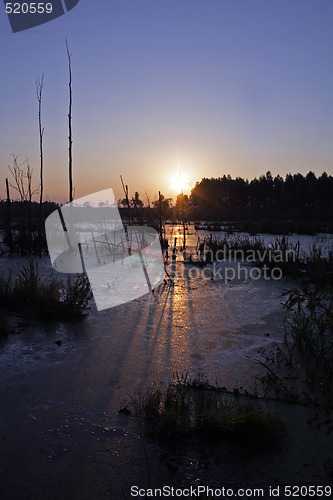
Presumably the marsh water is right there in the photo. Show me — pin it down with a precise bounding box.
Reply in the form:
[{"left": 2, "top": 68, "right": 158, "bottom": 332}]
[{"left": 0, "top": 227, "right": 332, "bottom": 499}]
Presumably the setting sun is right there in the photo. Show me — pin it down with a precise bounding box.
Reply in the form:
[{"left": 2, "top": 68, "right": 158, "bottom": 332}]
[{"left": 170, "top": 169, "right": 191, "bottom": 194}]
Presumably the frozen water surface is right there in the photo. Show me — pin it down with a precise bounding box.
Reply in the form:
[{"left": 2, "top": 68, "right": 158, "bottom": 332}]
[
  {"left": 0, "top": 229, "right": 332, "bottom": 497},
  {"left": 0, "top": 254, "right": 288, "bottom": 394}
]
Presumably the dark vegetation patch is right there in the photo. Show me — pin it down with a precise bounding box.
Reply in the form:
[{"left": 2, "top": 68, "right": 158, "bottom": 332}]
[
  {"left": 0, "top": 312, "right": 10, "bottom": 337},
  {"left": 235, "top": 219, "right": 333, "bottom": 236},
  {"left": 0, "top": 258, "right": 92, "bottom": 324},
  {"left": 258, "top": 284, "right": 333, "bottom": 434},
  {"left": 127, "top": 374, "right": 285, "bottom": 453},
  {"left": 195, "top": 220, "right": 333, "bottom": 236},
  {"left": 0, "top": 200, "right": 58, "bottom": 256},
  {"left": 187, "top": 234, "right": 333, "bottom": 286}
]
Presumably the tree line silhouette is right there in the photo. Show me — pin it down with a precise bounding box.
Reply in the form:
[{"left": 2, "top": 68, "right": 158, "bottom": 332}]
[{"left": 187, "top": 170, "right": 333, "bottom": 222}]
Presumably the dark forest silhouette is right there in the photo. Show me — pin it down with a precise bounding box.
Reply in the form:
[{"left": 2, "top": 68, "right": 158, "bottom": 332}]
[
  {"left": 117, "top": 170, "right": 333, "bottom": 236},
  {"left": 188, "top": 170, "right": 333, "bottom": 221}
]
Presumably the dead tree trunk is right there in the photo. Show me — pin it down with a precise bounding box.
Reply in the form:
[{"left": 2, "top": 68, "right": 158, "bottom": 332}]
[
  {"left": 159, "top": 191, "right": 163, "bottom": 243},
  {"left": 36, "top": 74, "right": 44, "bottom": 254},
  {"left": 120, "top": 175, "right": 132, "bottom": 255},
  {"left": 182, "top": 190, "right": 186, "bottom": 250},
  {"left": 66, "top": 39, "right": 73, "bottom": 203},
  {"left": 5, "top": 178, "right": 13, "bottom": 254}
]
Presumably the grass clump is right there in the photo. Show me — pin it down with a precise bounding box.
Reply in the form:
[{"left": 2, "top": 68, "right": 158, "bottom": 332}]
[
  {"left": 188, "top": 233, "right": 333, "bottom": 286},
  {"left": 0, "top": 258, "right": 92, "bottom": 321},
  {"left": 258, "top": 284, "right": 333, "bottom": 433},
  {"left": 132, "top": 376, "right": 285, "bottom": 452}
]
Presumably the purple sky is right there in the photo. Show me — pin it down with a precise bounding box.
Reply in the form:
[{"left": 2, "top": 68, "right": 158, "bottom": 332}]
[{"left": 0, "top": 0, "right": 332, "bottom": 203}]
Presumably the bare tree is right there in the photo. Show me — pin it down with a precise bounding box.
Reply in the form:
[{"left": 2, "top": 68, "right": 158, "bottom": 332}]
[
  {"left": 8, "top": 155, "right": 39, "bottom": 252},
  {"left": 144, "top": 192, "right": 150, "bottom": 208},
  {"left": 36, "top": 74, "right": 44, "bottom": 252},
  {"left": 36, "top": 74, "right": 44, "bottom": 205},
  {"left": 8, "top": 155, "right": 39, "bottom": 202},
  {"left": 66, "top": 39, "right": 73, "bottom": 202},
  {"left": 5, "top": 178, "right": 13, "bottom": 253}
]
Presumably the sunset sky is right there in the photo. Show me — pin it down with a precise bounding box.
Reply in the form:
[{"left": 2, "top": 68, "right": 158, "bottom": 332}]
[{"left": 0, "top": 0, "right": 332, "bottom": 203}]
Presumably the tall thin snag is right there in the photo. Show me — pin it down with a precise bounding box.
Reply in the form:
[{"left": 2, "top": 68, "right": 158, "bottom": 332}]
[{"left": 66, "top": 39, "right": 73, "bottom": 203}]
